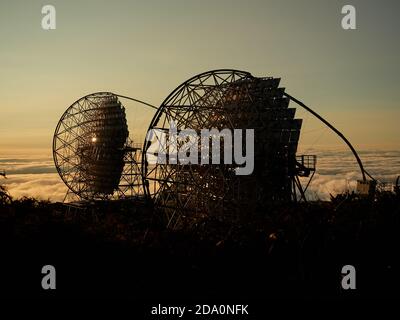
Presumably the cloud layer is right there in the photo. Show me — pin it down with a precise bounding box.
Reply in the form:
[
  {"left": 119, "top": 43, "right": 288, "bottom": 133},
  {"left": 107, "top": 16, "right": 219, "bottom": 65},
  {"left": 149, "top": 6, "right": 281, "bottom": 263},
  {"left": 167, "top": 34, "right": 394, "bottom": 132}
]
[
  {"left": 299, "top": 149, "right": 400, "bottom": 200},
  {"left": 1, "top": 148, "right": 399, "bottom": 202},
  {"left": 2, "top": 173, "right": 66, "bottom": 202},
  {"left": 0, "top": 153, "right": 65, "bottom": 201}
]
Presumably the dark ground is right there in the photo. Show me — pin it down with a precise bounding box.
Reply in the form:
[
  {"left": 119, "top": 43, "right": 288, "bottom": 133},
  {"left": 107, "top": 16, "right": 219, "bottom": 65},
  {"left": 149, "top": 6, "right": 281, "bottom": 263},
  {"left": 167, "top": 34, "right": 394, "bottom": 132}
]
[{"left": 0, "top": 193, "right": 399, "bottom": 308}]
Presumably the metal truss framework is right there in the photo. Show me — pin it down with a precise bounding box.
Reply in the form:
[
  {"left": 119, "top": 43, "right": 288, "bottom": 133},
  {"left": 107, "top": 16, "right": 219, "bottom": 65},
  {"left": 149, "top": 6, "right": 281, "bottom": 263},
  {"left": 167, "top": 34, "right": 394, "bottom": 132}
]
[
  {"left": 142, "top": 69, "right": 316, "bottom": 228},
  {"left": 52, "top": 69, "right": 371, "bottom": 230},
  {"left": 53, "top": 92, "right": 143, "bottom": 201}
]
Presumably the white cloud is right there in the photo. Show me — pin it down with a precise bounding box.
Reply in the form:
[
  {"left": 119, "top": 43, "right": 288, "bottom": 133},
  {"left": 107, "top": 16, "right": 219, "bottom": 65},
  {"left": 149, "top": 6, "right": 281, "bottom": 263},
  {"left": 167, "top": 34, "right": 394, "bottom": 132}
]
[
  {"left": 0, "top": 158, "right": 55, "bottom": 174},
  {"left": 3, "top": 173, "right": 66, "bottom": 202},
  {"left": 299, "top": 149, "right": 400, "bottom": 200},
  {"left": 1, "top": 148, "right": 399, "bottom": 202}
]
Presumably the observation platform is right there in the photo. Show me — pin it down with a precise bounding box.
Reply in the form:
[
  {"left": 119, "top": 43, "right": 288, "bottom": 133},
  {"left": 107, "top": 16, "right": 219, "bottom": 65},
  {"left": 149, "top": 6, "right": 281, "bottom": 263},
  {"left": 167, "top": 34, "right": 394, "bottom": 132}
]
[{"left": 295, "top": 155, "right": 316, "bottom": 177}]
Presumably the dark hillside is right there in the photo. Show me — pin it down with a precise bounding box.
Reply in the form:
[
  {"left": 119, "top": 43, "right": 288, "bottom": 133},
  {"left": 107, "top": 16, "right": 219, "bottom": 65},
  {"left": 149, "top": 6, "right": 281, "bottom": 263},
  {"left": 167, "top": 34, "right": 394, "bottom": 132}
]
[{"left": 0, "top": 191, "right": 399, "bottom": 300}]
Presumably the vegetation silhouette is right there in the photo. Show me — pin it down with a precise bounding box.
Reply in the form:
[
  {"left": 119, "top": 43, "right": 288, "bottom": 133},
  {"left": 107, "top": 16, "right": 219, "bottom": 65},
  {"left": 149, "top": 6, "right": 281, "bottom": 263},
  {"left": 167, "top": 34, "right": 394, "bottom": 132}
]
[{"left": 0, "top": 181, "right": 399, "bottom": 299}]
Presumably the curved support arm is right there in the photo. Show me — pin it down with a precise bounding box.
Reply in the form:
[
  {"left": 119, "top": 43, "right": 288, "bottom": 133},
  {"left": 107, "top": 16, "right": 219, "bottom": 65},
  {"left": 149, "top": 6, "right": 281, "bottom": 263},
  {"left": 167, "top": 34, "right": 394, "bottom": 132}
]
[
  {"left": 284, "top": 92, "right": 367, "bottom": 182},
  {"left": 114, "top": 94, "right": 158, "bottom": 110}
]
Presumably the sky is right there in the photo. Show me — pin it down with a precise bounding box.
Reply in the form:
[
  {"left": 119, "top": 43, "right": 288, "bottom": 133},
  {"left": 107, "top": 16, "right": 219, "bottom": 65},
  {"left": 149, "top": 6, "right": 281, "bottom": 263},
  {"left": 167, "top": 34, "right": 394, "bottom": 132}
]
[{"left": 0, "top": 0, "right": 399, "bottom": 200}]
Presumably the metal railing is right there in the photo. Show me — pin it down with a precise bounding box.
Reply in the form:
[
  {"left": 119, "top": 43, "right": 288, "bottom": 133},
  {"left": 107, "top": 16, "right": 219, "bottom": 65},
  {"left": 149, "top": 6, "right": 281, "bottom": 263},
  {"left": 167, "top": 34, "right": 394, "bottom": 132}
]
[{"left": 296, "top": 155, "right": 316, "bottom": 171}]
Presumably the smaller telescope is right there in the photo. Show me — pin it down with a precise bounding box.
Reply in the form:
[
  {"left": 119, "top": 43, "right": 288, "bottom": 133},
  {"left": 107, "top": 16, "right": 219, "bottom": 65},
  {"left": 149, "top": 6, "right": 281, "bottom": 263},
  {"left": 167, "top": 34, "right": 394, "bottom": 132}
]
[{"left": 53, "top": 92, "right": 142, "bottom": 201}]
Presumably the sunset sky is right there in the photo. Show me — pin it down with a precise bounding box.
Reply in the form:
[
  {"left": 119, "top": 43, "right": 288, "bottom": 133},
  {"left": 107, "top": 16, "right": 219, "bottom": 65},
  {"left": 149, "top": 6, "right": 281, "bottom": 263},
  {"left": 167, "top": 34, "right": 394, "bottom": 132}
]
[{"left": 1, "top": 0, "right": 399, "bottom": 200}]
